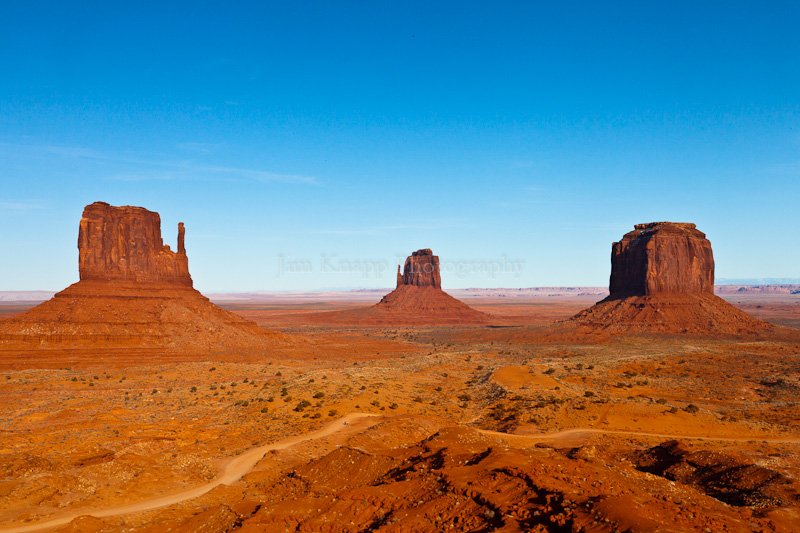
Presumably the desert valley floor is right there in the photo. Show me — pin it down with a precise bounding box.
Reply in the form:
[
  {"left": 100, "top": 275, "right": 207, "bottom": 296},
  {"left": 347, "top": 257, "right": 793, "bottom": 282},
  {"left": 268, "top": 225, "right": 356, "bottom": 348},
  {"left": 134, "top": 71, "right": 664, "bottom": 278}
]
[{"left": 1, "top": 292, "right": 799, "bottom": 533}]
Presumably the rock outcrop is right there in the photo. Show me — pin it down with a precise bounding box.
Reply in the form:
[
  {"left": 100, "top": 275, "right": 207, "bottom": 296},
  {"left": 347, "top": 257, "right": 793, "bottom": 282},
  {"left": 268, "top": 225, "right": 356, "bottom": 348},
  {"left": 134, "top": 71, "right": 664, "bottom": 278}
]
[
  {"left": 571, "top": 222, "right": 773, "bottom": 336},
  {"left": 304, "top": 249, "right": 488, "bottom": 325},
  {"left": 78, "top": 201, "right": 191, "bottom": 285},
  {"left": 0, "top": 202, "right": 287, "bottom": 355},
  {"left": 609, "top": 222, "right": 714, "bottom": 297},
  {"left": 399, "top": 249, "right": 441, "bottom": 289}
]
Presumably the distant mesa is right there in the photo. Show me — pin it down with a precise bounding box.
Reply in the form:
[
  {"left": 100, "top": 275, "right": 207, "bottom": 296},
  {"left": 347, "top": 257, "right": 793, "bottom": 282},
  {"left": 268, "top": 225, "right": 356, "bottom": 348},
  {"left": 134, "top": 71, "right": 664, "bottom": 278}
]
[
  {"left": 571, "top": 222, "right": 773, "bottom": 335},
  {"left": 307, "top": 249, "right": 489, "bottom": 326},
  {"left": 0, "top": 202, "right": 286, "bottom": 356}
]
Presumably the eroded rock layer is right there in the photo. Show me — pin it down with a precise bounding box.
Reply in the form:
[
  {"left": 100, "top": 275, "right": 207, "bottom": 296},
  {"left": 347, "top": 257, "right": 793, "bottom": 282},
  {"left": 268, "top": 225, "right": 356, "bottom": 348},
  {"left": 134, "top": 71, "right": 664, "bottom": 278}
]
[
  {"left": 610, "top": 222, "right": 714, "bottom": 297},
  {"left": 78, "top": 201, "right": 191, "bottom": 285},
  {"left": 399, "top": 248, "right": 441, "bottom": 289}
]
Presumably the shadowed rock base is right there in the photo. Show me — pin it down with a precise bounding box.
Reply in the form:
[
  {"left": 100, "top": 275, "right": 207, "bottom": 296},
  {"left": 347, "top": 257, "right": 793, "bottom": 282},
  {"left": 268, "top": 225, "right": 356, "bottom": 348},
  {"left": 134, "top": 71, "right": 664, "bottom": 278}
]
[
  {"left": 0, "top": 280, "right": 288, "bottom": 352},
  {"left": 572, "top": 292, "right": 773, "bottom": 335}
]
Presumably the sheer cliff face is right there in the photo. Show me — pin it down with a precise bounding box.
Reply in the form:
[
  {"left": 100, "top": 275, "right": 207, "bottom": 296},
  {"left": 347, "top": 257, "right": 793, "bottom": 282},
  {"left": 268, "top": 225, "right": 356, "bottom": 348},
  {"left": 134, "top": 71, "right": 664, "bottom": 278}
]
[
  {"left": 609, "top": 222, "right": 714, "bottom": 297},
  {"left": 78, "top": 202, "right": 192, "bottom": 286},
  {"left": 400, "top": 249, "right": 442, "bottom": 289}
]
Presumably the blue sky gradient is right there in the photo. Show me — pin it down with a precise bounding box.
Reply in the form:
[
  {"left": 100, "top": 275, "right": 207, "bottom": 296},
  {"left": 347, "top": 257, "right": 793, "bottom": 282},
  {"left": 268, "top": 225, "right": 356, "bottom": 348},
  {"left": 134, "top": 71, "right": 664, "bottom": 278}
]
[{"left": 1, "top": 1, "right": 798, "bottom": 291}]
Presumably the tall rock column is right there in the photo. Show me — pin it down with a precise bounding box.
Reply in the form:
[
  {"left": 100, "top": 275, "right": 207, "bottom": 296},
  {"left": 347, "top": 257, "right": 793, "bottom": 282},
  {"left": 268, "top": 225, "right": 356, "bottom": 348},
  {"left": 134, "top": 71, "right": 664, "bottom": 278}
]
[{"left": 399, "top": 249, "right": 442, "bottom": 289}]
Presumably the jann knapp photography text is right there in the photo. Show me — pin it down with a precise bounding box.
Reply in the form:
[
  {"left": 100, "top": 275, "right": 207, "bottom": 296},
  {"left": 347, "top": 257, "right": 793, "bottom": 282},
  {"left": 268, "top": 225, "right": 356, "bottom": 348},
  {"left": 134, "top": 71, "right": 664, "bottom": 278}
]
[{"left": 276, "top": 254, "right": 525, "bottom": 281}]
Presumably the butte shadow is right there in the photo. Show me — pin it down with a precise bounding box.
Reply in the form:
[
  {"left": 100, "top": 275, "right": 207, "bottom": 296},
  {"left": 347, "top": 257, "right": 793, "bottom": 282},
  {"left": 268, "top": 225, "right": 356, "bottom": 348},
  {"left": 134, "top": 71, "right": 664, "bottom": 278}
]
[
  {"left": 569, "top": 222, "right": 776, "bottom": 336},
  {"left": 0, "top": 202, "right": 289, "bottom": 363},
  {"left": 302, "top": 249, "right": 490, "bottom": 326}
]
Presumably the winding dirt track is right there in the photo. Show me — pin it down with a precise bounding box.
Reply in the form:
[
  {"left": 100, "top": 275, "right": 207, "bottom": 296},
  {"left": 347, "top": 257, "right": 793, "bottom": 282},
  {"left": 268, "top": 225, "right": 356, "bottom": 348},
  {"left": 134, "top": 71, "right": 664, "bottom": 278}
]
[
  {"left": 0, "top": 413, "right": 381, "bottom": 533},
  {"left": 478, "top": 427, "right": 800, "bottom": 445},
  {"left": 2, "top": 415, "right": 798, "bottom": 533}
]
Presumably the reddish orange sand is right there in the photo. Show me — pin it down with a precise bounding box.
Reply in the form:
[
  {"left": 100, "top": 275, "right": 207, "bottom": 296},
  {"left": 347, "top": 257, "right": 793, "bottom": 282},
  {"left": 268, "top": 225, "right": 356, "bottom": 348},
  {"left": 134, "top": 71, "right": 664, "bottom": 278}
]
[{"left": 0, "top": 295, "right": 798, "bottom": 532}]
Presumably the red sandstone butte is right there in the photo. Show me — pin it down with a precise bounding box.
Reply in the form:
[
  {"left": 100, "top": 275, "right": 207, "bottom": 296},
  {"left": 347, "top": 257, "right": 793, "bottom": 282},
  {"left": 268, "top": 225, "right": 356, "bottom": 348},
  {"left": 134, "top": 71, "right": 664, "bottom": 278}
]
[
  {"left": 571, "top": 222, "right": 773, "bottom": 335},
  {"left": 307, "top": 249, "right": 488, "bottom": 326},
  {"left": 78, "top": 201, "right": 191, "bottom": 285},
  {"left": 399, "top": 249, "right": 442, "bottom": 289},
  {"left": 609, "top": 222, "right": 714, "bottom": 297},
  {"left": 0, "top": 202, "right": 287, "bottom": 355}
]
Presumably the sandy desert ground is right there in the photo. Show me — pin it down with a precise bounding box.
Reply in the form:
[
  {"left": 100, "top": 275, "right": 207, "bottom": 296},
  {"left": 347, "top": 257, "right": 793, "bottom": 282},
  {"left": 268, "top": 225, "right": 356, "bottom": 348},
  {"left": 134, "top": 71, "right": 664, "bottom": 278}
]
[{"left": 0, "top": 292, "right": 799, "bottom": 532}]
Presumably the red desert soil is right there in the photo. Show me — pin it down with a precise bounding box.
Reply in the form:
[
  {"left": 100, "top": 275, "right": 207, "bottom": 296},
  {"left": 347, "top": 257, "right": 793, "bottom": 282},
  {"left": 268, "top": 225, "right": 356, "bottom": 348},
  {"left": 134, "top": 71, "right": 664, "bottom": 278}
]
[{"left": 1, "top": 295, "right": 799, "bottom": 532}]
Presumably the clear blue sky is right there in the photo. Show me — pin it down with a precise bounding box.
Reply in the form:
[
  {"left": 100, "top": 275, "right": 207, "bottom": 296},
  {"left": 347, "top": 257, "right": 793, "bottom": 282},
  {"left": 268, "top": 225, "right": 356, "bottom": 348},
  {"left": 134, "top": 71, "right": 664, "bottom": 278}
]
[{"left": 1, "top": 1, "right": 798, "bottom": 292}]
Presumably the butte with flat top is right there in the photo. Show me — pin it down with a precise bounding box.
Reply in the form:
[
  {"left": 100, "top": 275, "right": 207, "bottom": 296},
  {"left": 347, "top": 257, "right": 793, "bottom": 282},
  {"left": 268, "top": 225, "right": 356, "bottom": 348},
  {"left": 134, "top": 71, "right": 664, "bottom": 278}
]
[{"left": 571, "top": 222, "right": 773, "bottom": 335}]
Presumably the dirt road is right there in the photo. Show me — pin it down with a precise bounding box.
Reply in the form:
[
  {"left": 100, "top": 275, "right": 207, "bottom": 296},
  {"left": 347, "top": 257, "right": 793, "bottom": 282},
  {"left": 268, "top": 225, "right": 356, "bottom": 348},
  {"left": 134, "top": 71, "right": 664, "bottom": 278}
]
[
  {"left": 3, "top": 413, "right": 797, "bottom": 532},
  {"left": 0, "top": 413, "right": 381, "bottom": 533}
]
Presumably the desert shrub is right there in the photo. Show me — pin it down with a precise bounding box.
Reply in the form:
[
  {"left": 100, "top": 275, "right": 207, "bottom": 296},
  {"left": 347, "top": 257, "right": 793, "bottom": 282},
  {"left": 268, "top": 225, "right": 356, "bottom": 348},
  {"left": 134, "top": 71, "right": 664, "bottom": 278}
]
[
  {"left": 209, "top": 367, "right": 216, "bottom": 371},
  {"left": 389, "top": 403, "right": 398, "bottom": 409},
  {"left": 151, "top": 389, "right": 158, "bottom": 394},
  {"left": 584, "top": 391, "right": 595, "bottom": 397},
  {"left": 241, "top": 400, "right": 249, "bottom": 407},
  {"left": 311, "top": 412, "right": 321, "bottom": 419},
  {"left": 684, "top": 404, "right": 700, "bottom": 414},
  {"left": 276, "top": 371, "right": 282, "bottom": 376},
  {"left": 267, "top": 396, "right": 274, "bottom": 402},
  {"left": 656, "top": 398, "right": 667, "bottom": 404},
  {"left": 435, "top": 386, "right": 442, "bottom": 392},
  {"left": 492, "top": 403, "right": 508, "bottom": 420},
  {"left": 412, "top": 396, "right": 423, "bottom": 403},
  {"left": 476, "top": 365, "right": 484, "bottom": 370},
  {"left": 328, "top": 409, "right": 338, "bottom": 416},
  {"left": 280, "top": 387, "right": 288, "bottom": 396},
  {"left": 71, "top": 377, "right": 78, "bottom": 382},
  {"left": 313, "top": 392, "right": 325, "bottom": 399},
  {"left": 283, "top": 395, "right": 292, "bottom": 402},
  {"left": 261, "top": 407, "right": 269, "bottom": 413},
  {"left": 294, "top": 399, "right": 311, "bottom": 411},
  {"left": 190, "top": 386, "right": 197, "bottom": 393},
  {"left": 543, "top": 368, "right": 555, "bottom": 375},
  {"left": 587, "top": 364, "right": 595, "bottom": 370},
  {"left": 458, "top": 394, "right": 472, "bottom": 402},
  {"left": 243, "top": 378, "right": 249, "bottom": 383}
]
